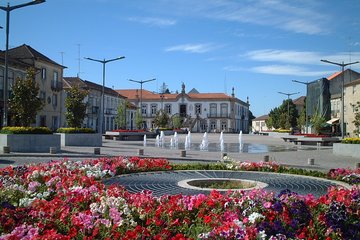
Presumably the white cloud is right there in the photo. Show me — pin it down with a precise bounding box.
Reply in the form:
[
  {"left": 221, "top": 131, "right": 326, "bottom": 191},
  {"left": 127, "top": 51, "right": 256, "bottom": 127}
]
[
  {"left": 251, "top": 65, "right": 333, "bottom": 77},
  {"left": 165, "top": 43, "right": 218, "bottom": 53},
  {"left": 128, "top": 17, "right": 176, "bottom": 26},
  {"left": 245, "top": 49, "right": 360, "bottom": 65}
]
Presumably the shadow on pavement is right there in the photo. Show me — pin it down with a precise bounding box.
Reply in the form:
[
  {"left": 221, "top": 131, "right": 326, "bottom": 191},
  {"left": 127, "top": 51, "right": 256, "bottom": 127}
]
[{"left": 0, "top": 159, "right": 15, "bottom": 164}]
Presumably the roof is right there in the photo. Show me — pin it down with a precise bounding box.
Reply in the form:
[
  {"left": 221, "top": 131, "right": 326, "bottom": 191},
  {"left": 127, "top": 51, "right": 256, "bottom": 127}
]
[
  {"left": 64, "top": 77, "right": 126, "bottom": 98},
  {"left": 0, "top": 50, "right": 31, "bottom": 70},
  {"left": 327, "top": 71, "right": 342, "bottom": 80},
  {"left": 116, "top": 89, "right": 243, "bottom": 102},
  {"left": 8, "top": 44, "right": 65, "bottom": 68},
  {"left": 292, "top": 96, "right": 305, "bottom": 106},
  {"left": 253, "top": 115, "right": 269, "bottom": 121}
]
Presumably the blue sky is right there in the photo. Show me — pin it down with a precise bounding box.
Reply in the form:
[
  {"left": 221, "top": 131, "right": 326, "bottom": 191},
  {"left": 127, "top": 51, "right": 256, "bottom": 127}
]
[{"left": 2, "top": 0, "right": 360, "bottom": 117}]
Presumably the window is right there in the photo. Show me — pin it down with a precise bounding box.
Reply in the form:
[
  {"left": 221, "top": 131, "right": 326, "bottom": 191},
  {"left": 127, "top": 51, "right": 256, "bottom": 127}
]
[
  {"left": 195, "top": 104, "right": 201, "bottom": 115},
  {"left": 220, "top": 103, "right": 228, "bottom": 117},
  {"left": 52, "top": 94, "right": 57, "bottom": 107},
  {"left": 210, "top": 121, "right": 217, "bottom": 131},
  {"left": 165, "top": 104, "right": 171, "bottom": 114},
  {"left": 40, "top": 91, "right": 46, "bottom": 103},
  {"left": 53, "top": 71, "right": 58, "bottom": 81},
  {"left": 41, "top": 68, "right": 46, "bottom": 80},
  {"left": 141, "top": 104, "right": 147, "bottom": 115},
  {"left": 151, "top": 104, "right": 157, "bottom": 115},
  {"left": 40, "top": 115, "right": 46, "bottom": 127},
  {"left": 210, "top": 104, "right": 217, "bottom": 117},
  {"left": 221, "top": 121, "right": 227, "bottom": 131}
]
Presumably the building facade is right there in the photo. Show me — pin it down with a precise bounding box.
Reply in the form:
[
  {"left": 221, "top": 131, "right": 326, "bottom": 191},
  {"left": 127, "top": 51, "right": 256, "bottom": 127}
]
[
  {"left": 63, "top": 77, "right": 133, "bottom": 132},
  {"left": 1, "top": 45, "right": 65, "bottom": 130},
  {"left": 117, "top": 84, "right": 250, "bottom": 133},
  {"left": 344, "top": 78, "right": 360, "bottom": 137},
  {"left": 251, "top": 115, "right": 269, "bottom": 133}
]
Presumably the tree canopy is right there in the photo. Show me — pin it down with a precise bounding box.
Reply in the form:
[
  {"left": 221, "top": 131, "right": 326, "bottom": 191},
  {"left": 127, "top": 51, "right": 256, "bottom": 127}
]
[
  {"left": 65, "top": 85, "right": 88, "bottom": 128},
  {"left": 9, "top": 68, "right": 44, "bottom": 127},
  {"left": 266, "top": 99, "right": 298, "bottom": 129}
]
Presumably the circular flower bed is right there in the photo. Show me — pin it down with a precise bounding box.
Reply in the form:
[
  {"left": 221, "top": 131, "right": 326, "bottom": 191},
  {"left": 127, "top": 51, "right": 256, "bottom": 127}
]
[{"left": 0, "top": 157, "right": 359, "bottom": 239}]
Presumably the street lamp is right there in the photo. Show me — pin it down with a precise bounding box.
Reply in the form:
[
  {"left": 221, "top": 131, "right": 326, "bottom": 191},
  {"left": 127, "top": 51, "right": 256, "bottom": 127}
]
[
  {"left": 0, "top": 0, "right": 46, "bottom": 127},
  {"left": 85, "top": 56, "right": 125, "bottom": 133},
  {"left": 320, "top": 59, "right": 359, "bottom": 138},
  {"left": 278, "top": 91, "right": 300, "bottom": 126},
  {"left": 128, "top": 78, "right": 156, "bottom": 111},
  {"left": 292, "top": 80, "right": 310, "bottom": 133}
]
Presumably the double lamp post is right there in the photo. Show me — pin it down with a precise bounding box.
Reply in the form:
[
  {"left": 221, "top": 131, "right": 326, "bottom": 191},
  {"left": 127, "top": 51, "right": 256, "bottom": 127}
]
[{"left": 0, "top": 0, "right": 46, "bottom": 127}]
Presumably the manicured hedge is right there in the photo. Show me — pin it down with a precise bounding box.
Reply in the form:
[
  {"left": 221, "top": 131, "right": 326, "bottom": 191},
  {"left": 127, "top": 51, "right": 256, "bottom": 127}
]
[
  {"left": 56, "top": 127, "right": 95, "bottom": 134},
  {"left": 0, "top": 126, "right": 52, "bottom": 134}
]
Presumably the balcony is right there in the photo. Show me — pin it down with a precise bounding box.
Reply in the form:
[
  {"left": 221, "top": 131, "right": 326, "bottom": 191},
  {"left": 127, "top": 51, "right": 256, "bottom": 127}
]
[
  {"left": 51, "top": 80, "right": 63, "bottom": 92},
  {"left": 207, "top": 113, "right": 229, "bottom": 118}
]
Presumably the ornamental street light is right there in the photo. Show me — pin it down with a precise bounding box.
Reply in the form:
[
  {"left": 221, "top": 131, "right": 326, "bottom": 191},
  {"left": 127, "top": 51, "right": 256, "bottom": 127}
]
[
  {"left": 278, "top": 91, "right": 300, "bottom": 126},
  {"left": 129, "top": 78, "right": 156, "bottom": 111},
  {"left": 292, "top": 80, "right": 310, "bottom": 134},
  {"left": 320, "top": 59, "right": 359, "bottom": 138},
  {"left": 85, "top": 56, "right": 125, "bottom": 133},
  {"left": 0, "top": 0, "right": 46, "bottom": 127}
]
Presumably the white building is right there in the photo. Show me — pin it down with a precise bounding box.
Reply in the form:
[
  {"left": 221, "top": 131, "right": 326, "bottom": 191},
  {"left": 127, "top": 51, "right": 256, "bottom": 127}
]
[{"left": 117, "top": 84, "right": 250, "bottom": 133}]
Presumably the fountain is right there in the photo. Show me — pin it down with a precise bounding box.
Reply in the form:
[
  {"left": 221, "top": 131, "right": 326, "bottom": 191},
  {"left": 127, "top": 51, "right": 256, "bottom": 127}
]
[
  {"left": 239, "top": 130, "right": 243, "bottom": 151},
  {"left": 155, "top": 135, "right": 160, "bottom": 147},
  {"left": 199, "top": 132, "right": 209, "bottom": 151},
  {"left": 143, "top": 134, "right": 147, "bottom": 147},
  {"left": 187, "top": 131, "right": 192, "bottom": 146},
  {"left": 219, "top": 131, "right": 224, "bottom": 152},
  {"left": 173, "top": 132, "right": 179, "bottom": 148},
  {"left": 170, "top": 137, "right": 174, "bottom": 148},
  {"left": 184, "top": 135, "right": 190, "bottom": 150},
  {"left": 160, "top": 131, "right": 165, "bottom": 147}
]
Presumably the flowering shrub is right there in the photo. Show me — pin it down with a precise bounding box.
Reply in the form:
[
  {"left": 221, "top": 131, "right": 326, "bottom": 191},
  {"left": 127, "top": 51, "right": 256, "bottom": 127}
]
[
  {"left": 0, "top": 157, "right": 359, "bottom": 239},
  {"left": 341, "top": 137, "right": 360, "bottom": 144},
  {"left": 0, "top": 126, "right": 52, "bottom": 134},
  {"left": 112, "top": 129, "right": 146, "bottom": 132}
]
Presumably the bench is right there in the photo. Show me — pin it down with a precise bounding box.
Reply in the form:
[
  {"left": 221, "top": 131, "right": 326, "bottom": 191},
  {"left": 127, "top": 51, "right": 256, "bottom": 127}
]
[
  {"left": 282, "top": 137, "right": 298, "bottom": 142},
  {"left": 293, "top": 138, "right": 341, "bottom": 146}
]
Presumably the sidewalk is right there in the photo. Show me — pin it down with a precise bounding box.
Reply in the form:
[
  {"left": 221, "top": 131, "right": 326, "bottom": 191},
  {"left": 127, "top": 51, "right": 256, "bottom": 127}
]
[{"left": 0, "top": 134, "right": 359, "bottom": 171}]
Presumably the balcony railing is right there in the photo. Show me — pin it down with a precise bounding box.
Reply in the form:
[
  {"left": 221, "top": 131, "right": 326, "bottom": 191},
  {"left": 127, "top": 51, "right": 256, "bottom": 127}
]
[
  {"left": 207, "top": 113, "right": 229, "bottom": 118},
  {"left": 51, "top": 80, "right": 63, "bottom": 91}
]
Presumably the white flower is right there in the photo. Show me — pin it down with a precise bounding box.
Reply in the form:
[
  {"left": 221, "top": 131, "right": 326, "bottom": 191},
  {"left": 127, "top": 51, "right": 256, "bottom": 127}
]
[
  {"left": 257, "top": 230, "right": 267, "bottom": 239},
  {"left": 248, "top": 212, "right": 264, "bottom": 224}
]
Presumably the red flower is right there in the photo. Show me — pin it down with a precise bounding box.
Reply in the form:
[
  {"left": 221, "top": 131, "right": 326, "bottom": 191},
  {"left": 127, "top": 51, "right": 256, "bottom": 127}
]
[{"left": 204, "top": 215, "right": 212, "bottom": 224}]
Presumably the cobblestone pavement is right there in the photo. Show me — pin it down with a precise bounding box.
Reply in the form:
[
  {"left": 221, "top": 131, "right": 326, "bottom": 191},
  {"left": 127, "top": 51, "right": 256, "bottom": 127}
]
[{"left": 104, "top": 170, "right": 346, "bottom": 198}]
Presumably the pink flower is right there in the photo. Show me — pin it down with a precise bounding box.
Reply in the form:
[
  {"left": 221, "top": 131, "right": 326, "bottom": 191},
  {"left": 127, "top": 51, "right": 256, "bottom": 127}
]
[{"left": 263, "top": 202, "right": 272, "bottom": 209}]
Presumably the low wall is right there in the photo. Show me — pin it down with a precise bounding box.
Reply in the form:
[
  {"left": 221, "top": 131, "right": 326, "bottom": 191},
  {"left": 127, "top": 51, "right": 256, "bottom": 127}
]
[
  {"left": 333, "top": 143, "right": 360, "bottom": 158},
  {"left": 267, "top": 132, "right": 290, "bottom": 138},
  {"left": 57, "top": 133, "right": 102, "bottom": 147},
  {"left": 0, "top": 134, "right": 60, "bottom": 153}
]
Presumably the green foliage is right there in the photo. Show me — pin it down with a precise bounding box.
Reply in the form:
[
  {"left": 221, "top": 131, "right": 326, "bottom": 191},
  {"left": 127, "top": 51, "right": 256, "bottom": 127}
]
[
  {"left": 115, "top": 100, "right": 127, "bottom": 129},
  {"left": 353, "top": 101, "right": 360, "bottom": 135},
  {"left": 310, "top": 111, "right": 326, "bottom": 135},
  {"left": 267, "top": 99, "right": 298, "bottom": 130},
  {"left": 297, "top": 107, "right": 306, "bottom": 131},
  {"left": 135, "top": 109, "right": 143, "bottom": 129},
  {"left": 0, "top": 126, "right": 52, "bottom": 134},
  {"left": 65, "top": 85, "right": 88, "bottom": 128},
  {"left": 341, "top": 137, "right": 360, "bottom": 144},
  {"left": 9, "top": 68, "right": 44, "bottom": 127},
  {"left": 56, "top": 128, "right": 95, "bottom": 133},
  {"left": 153, "top": 109, "right": 170, "bottom": 128},
  {"left": 172, "top": 115, "right": 182, "bottom": 129}
]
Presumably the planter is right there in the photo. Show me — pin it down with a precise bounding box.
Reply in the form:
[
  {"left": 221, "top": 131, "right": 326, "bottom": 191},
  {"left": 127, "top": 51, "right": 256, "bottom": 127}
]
[
  {"left": 57, "top": 133, "right": 102, "bottom": 147},
  {"left": 104, "top": 131, "right": 157, "bottom": 141},
  {"left": 333, "top": 143, "right": 360, "bottom": 158},
  {"left": 0, "top": 134, "right": 60, "bottom": 153}
]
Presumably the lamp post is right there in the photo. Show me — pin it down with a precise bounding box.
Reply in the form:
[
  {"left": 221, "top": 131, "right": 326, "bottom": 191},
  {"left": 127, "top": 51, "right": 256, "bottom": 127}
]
[
  {"left": 292, "top": 80, "right": 310, "bottom": 133},
  {"left": 320, "top": 59, "right": 359, "bottom": 138},
  {"left": 129, "top": 78, "right": 156, "bottom": 111},
  {"left": 0, "top": 0, "right": 46, "bottom": 127},
  {"left": 85, "top": 56, "right": 125, "bottom": 133},
  {"left": 278, "top": 91, "right": 300, "bottom": 127}
]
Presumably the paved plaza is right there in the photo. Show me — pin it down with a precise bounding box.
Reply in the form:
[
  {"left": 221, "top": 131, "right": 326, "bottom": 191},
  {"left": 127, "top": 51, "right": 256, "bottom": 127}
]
[{"left": 0, "top": 133, "right": 359, "bottom": 171}]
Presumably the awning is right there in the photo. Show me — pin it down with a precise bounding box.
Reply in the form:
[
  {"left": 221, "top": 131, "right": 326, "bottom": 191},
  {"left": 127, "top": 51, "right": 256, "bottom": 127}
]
[{"left": 326, "top": 118, "right": 339, "bottom": 125}]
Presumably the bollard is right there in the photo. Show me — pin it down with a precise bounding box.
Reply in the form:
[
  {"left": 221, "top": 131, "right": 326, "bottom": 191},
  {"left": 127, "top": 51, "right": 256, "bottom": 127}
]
[
  {"left": 308, "top": 158, "right": 315, "bottom": 165},
  {"left": 180, "top": 150, "right": 186, "bottom": 157},
  {"left": 138, "top": 149, "right": 144, "bottom": 156},
  {"left": 49, "top": 147, "right": 57, "bottom": 154},
  {"left": 113, "top": 136, "right": 117, "bottom": 140},
  {"left": 94, "top": 147, "right": 101, "bottom": 155},
  {"left": 356, "top": 162, "right": 360, "bottom": 169},
  {"left": 3, "top": 146, "right": 10, "bottom": 154},
  {"left": 263, "top": 155, "right": 269, "bottom": 162}
]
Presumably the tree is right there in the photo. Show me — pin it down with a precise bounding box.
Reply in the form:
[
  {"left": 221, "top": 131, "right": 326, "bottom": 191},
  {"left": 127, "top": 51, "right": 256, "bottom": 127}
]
[
  {"left": 115, "top": 99, "right": 127, "bottom": 129},
  {"left": 153, "top": 109, "right": 170, "bottom": 128},
  {"left": 135, "top": 109, "right": 143, "bottom": 129},
  {"left": 297, "top": 107, "right": 306, "bottom": 132},
  {"left": 266, "top": 99, "right": 298, "bottom": 129},
  {"left": 65, "top": 85, "right": 88, "bottom": 128},
  {"left": 172, "top": 115, "right": 182, "bottom": 129},
  {"left": 9, "top": 68, "right": 44, "bottom": 127},
  {"left": 353, "top": 101, "right": 360, "bottom": 136},
  {"left": 310, "top": 111, "right": 326, "bottom": 135}
]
